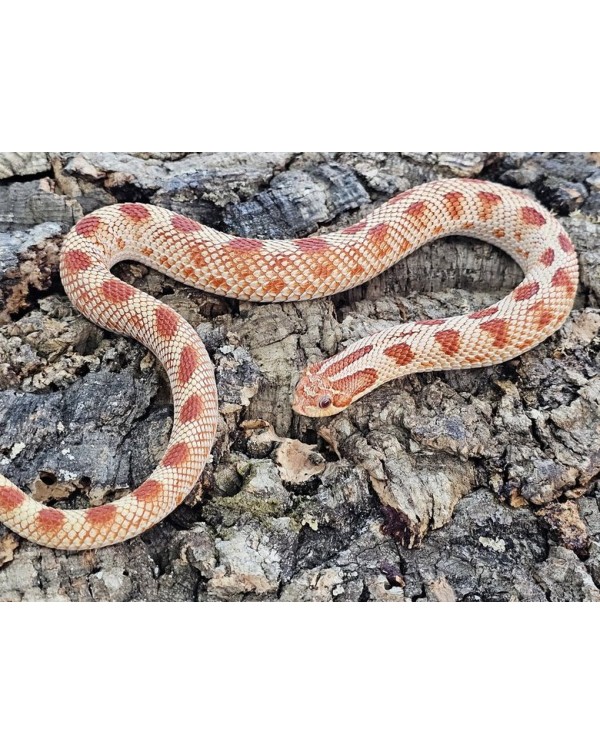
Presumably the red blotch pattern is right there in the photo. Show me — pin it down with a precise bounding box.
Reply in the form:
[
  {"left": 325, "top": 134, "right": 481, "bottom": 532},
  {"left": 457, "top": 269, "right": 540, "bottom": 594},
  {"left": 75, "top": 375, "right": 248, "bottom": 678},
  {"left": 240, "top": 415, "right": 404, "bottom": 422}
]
[
  {"left": 155, "top": 306, "right": 179, "bottom": 339},
  {"left": 444, "top": 191, "right": 465, "bottom": 220},
  {"left": 417, "top": 319, "right": 445, "bottom": 326},
  {"left": 514, "top": 281, "right": 540, "bottom": 301},
  {"left": 265, "top": 278, "right": 286, "bottom": 295},
  {"left": 135, "top": 479, "right": 163, "bottom": 503},
  {"left": 63, "top": 249, "right": 93, "bottom": 273},
  {"left": 188, "top": 245, "right": 208, "bottom": 268},
  {"left": 551, "top": 268, "right": 576, "bottom": 297},
  {"left": 227, "top": 238, "right": 264, "bottom": 253},
  {"left": 314, "top": 260, "right": 336, "bottom": 279},
  {"left": 368, "top": 223, "right": 391, "bottom": 245},
  {"left": 295, "top": 237, "right": 331, "bottom": 253},
  {"left": 178, "top": 345, "right": 200, "bottom": 385},
  {"left": 101, "top": 279, "right": 134, "bottom": 303},
  {"left": 323, "top": 345, "right": 374, "bottom": 379},
  {"left": 75, "top": 215, "right": 101, "bottom": 237},
  {"left": 37, "top": 508, "right": 65, "bottom": 531},
  {"left": 528, "top": 301, "right": 555, "bottom": 329},
  {"left": 180, "top": 395, "right": 204, "bottom": 423},
  {"left": 477, "top": 192, "right": 502, "bottom": 221},
  {"left": 120, "top": 204, "right": 151, "bottom": 222},
  {"left": 383, "top": 343, "right": 415, "bottom": 366},
  {"left": 540, "top": 248, "right": 555, "bottom": 267},
  {"left": 86, "top": 505, "right": 117, "bottom": 526},
  {"left": 559, "top": 233, "right": 574, "bottom": 254},
  {"left": 479, "top": 319, "right": 510, "bottom": 349},
  {"left": 368, "top": 223, "right": 394, "bottom": 259},
  {"left": 0, "top": 487, "right": 26, "bottom": 512},
  {"left": 405, "top": 201, "right": 428, "bottom": 218},
  {"left": 521, "top": 207, "right": 547, "bottom": 226},
  {"left": 343, "top": 220, "right": 368, "bottom": 235},
  {"left": 469, "top": 306, "right": 499, "bottom": 320},
  {"left": 163, "top": 443, "right": 190, "bottom": 467},
  {"left": 434, "top": 329, "right": 461, "bottom": 356},
  {"left": 172, "top": 215, "right": 202, "bottom": 233}
]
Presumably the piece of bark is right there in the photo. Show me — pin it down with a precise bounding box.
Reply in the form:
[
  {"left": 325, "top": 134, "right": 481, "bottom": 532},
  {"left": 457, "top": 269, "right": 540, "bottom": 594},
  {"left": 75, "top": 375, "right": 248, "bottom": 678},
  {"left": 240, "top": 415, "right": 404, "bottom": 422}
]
[
  {"left": 0, "top": 223, "right": 62, "bottom": 323},
  {"left": 0, "top": 152, "right": 51, "bottom": 180},
  {"left": 0, "top": 179, "right": 80, "bottom": 231}
]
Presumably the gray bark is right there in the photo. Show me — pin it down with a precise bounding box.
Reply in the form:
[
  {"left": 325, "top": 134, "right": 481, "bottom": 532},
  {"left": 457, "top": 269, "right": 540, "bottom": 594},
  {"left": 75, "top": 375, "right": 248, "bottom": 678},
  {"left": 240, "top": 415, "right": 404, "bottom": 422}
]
[{"left": 0, "top": 151, "right": 599, "bottom": 602}]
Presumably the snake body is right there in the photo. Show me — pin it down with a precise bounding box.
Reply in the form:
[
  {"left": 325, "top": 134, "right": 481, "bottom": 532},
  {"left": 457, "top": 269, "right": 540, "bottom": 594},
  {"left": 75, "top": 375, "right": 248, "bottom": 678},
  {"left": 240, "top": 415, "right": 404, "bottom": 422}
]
[{"left": 0, "top": 179, "right": 578, "bottom": 550}]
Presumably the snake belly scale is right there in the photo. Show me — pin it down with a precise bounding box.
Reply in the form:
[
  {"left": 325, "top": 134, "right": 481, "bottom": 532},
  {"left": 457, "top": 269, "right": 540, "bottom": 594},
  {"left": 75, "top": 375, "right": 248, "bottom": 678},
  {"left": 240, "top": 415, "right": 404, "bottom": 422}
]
[{"left": 0, "top": 179, "right": 579, "bottom": 550}]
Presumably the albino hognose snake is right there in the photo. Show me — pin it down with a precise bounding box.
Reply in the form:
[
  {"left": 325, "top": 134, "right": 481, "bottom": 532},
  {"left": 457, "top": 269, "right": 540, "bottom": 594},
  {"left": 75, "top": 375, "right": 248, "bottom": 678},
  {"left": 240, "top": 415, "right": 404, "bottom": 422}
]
[{"left": 0, "top": 179, "right": 579, "bottom": 550}]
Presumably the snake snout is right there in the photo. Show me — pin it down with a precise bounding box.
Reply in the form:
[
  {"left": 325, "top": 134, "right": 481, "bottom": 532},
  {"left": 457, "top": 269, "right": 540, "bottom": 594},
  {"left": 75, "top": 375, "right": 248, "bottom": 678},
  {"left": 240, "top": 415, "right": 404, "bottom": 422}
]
[{"left": 292, "top": 368, "right": 346, "bottom": 418}]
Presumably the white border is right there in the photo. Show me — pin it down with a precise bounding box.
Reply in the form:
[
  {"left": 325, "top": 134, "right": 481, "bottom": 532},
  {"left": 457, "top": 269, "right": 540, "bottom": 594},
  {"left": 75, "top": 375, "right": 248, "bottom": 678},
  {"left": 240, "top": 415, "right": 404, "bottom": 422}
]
[
  {"left": 2, "top": 5, "right": 595, "bottom": 147},
  {"left": 2, "top": 606, "right": 599, "bottom": 752}
]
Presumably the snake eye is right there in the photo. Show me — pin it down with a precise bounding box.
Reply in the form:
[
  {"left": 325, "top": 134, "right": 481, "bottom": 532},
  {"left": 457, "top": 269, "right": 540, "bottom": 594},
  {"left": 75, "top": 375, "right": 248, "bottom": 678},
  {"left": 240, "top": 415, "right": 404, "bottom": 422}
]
[{"left": 318, "top": 395, "right": 332, "bottom": 409}]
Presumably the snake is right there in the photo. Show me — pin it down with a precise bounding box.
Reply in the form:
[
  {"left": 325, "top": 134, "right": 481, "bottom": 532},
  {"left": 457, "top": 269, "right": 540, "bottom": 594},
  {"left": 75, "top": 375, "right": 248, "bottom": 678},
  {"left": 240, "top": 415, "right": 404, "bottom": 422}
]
[{"left": 0, "top": 178, "right": 579, "bottom": 551}]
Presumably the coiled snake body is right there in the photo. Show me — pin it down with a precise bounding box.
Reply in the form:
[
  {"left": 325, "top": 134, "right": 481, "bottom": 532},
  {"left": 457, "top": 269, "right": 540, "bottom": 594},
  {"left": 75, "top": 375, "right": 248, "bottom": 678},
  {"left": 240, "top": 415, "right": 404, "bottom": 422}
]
[{"left": 0, "top": 179, "right": 579, "bottom": 550}]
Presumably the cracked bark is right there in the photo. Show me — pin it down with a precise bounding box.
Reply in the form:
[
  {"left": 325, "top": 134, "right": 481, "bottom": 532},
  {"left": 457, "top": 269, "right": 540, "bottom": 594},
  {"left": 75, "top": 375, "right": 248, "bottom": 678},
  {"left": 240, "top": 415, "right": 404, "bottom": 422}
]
[{"left": 0, "top": 151, "right": 599, "bottom": 601}]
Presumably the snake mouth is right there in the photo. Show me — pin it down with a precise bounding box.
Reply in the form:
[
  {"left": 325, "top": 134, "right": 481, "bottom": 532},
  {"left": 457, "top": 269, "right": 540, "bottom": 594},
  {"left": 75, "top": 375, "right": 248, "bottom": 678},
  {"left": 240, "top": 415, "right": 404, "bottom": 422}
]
[{"left": 291, "top": 393, "right": 320, "bottom": 417}]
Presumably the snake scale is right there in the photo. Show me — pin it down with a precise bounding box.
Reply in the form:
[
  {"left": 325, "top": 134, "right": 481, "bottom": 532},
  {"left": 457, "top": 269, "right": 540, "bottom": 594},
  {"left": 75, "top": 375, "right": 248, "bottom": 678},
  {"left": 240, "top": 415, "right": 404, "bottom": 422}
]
[{"left": 0, "top": 179, "right": 579, "bottom": 550}]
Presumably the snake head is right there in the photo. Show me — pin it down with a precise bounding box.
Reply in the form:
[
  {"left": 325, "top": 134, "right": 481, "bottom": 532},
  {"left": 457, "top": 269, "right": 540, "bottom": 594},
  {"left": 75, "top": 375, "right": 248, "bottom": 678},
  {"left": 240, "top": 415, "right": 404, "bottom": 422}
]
[
  {"left": 292, "top": 359, "right": 379, "bottom": 417},
  {"left": 292, "top": 363, "right": 347, "bottom": 417}
]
